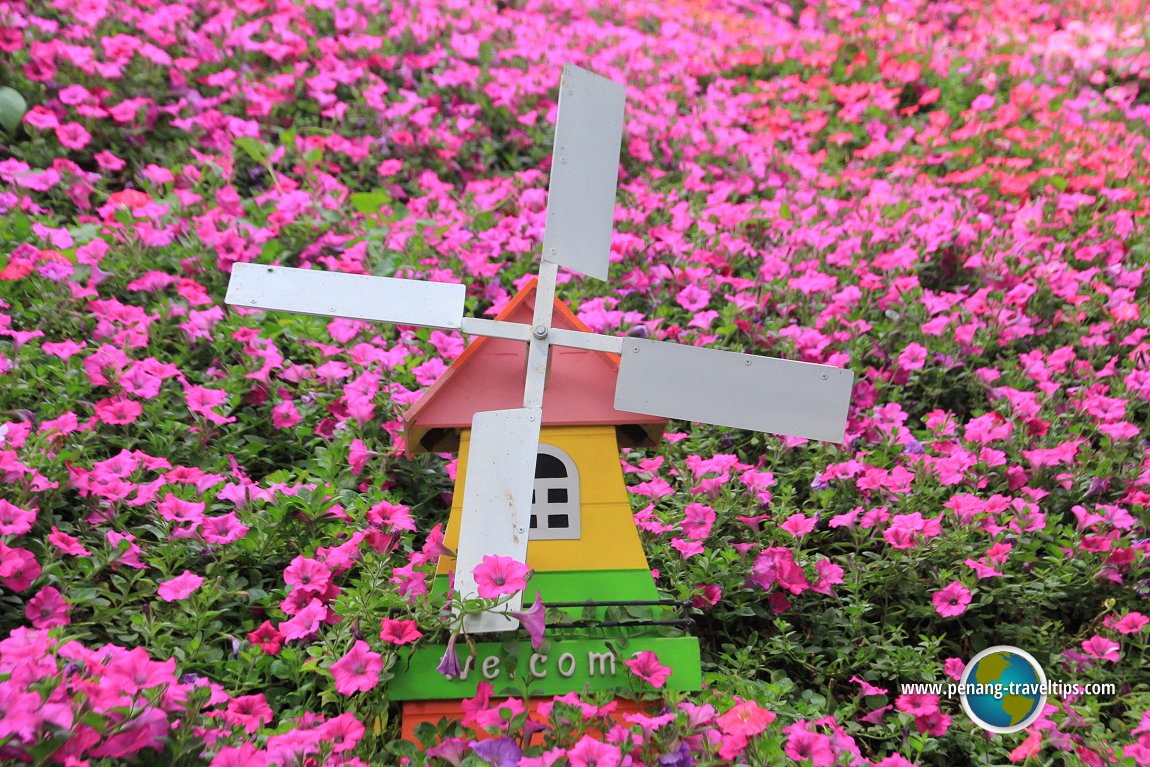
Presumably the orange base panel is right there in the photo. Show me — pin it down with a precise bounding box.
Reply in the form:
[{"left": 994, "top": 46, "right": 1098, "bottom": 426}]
[{"left": 400, "top": 697, "right": 649, "bottom": 744}]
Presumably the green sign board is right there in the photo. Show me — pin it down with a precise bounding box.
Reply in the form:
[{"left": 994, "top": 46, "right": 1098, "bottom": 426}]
[{"left": 390, "top": 635, "right": 701, "bottom": 701}]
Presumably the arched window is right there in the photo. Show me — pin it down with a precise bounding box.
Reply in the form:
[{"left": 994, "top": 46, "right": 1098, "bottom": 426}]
[{"left": 529, "top": 444, "right": 580, "bottom": 540}]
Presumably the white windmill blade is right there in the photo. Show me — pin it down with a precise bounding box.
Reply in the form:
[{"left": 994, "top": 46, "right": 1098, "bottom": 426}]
[
  {"left": 225, "top": 263, "right": 466, "bottom": 330},
  {"left": 540, "top": 64, "right": 626, "bottom": 281},
  {"left": 614, "top": 338, "right": 855, "bottom": 444},
  {"left": 453, "top": 407, "right": 543, "bottom": 633}
]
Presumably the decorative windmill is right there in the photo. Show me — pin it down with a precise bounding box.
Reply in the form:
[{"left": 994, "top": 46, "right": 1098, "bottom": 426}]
[{"left": 227, "top": 65, "right": 853, "bottom": 715}]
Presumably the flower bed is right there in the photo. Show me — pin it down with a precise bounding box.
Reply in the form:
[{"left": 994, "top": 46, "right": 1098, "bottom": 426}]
[{"left": 1, "top": 0, "right": 1148, "bottom": 764}]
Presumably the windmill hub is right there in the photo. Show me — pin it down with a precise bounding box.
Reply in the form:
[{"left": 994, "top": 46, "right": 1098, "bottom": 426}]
[{"left": 532, "top": 324, "right": 549, "bottom": 339}]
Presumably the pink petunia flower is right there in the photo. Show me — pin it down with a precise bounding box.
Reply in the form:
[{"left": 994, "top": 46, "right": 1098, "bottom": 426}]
[
  {"left": 717, "top": 700, "right": 776, "bottom": 737},
  {"left": 185, "top": 385, "right": 236, "bottom": 425},
  {"left": 248, "top": 621, "right": 284, "bottom": 655},
  {"left": 107, "top": 530, "right": 146, "bottom": 570},
  {"left": 379, "top": 618, "right": 422, "bottom": 645},
  {"left": 1105, "top": 612, "right": 1148, "bottom": 635},
  {"left": 0, "top": 500, "right": 35, "bottom": 536},
  {"left": 284, "top": 556, "right": 332, "bottom": 593},
  {"left": 101, "top": 647, "right": 177, "bottom": 696},
  {"left": 670, "top": 537, "right": 705, "bottom": 558},
  {"left": 566, "top": 735, "right": 621, "bottom": 767},
  {"left": 896, "top": 692, "right": 940, "bottom": 717},
  {"left": 93, "top": 705, "right": 169, "bottom": 757},
  {"left": 914, "top": 710, "right": 951, "bottom": 736},
  {"left": 0, "top": 681, "right": 41, "bottom": 743},
  {"left": 508, "top": 592, "right": 546, "bottom": 649},
  {"left": 780, "top": 513, "right": 817, "bottom": 538},
  {"left": 420, "top": 523, "right": 456, "bottom": 562},
  {"left": 851, "top": 676, "right": 889, "bottom": 697},
  {"left": 783, "top": 724, "right": 834, "bottom": 766},
  {"left": 278, "top": 599, "right": 327, "bottom": 640},
  {"left": 676, "top": 284, "right": 711, "bottom": 312},
  {"left": 26, "top": 585, "right": 70, "bottom": 628},
  {"left": 681, "top": 502, "right": 715, "bottom": 540},
  {"left": 48, "top": 526, "right": 92, "bottom": 556},
  {"left": 201, "top": 512, "right": 249, "bottom": 544},
  {"left": 873, "top": 755, "right": 918, "bottom": 767},
  {"left": 897, "top": 342, "right": 928, "bottom": 371},
  {"left": 932, "top": 582, "right": 972, "bottom": 617},
  {"left": 93, "top": 396, "right": 143, "bottom": 425},
  {"left": 519, "top": 748, "right": 566, "bottom": 767},
  {"left": 860, "top": 704, "right": 892, "bottom": 725},
  {"left": 1009, "top": 731, "right": 1042, "bottom": 762},
  {"left": 24, "top": 105, "right": 59, "bottom": 130},
  {"left": 390, "top": 561, "right": 428, "bottom": 602},
  {"left": 471, "top": 555, "right": 530, "bottom": 599},
  {"left": 157, "top": 494, "right": 206, "bottom": 524},
  {"left": 692, "top": 582, "right": 722, "bottom": 609},
  {"left": 271, "top": 399, "right": 301, "bottom": 429},
  {"left": 55, "top": 122, "right": 91, "bottom": 150},
  {"left": 348, "top": 438, "right": 374, "bottom": 474},
  {"left": 883, "top": 512, "right": 942, "bottom": 549},
  {"left": 94, "top": 150, "right": 126, "bottom": 170},
  {"left": 624, "top": 650, "right": 672, "bottom": 688},
  {"left": 330, "top": 640, "right": 382, "bottom": 695},
  {"left": 750, "top": 547, "right": 809, "bottom": 595},
  {"left": 0, "top": 545, "right": 41, "bottom": 591},
  {"left": 970, "top": 93, "right": 996, "bottom": 112},
  {"left": 42, "top": 339, "right": 87, "bottom": 359},
  {"left": 224, "top": 693, "right": 274, "bottom": 734},
  {"left": 320, "top": 712, "right": 365, "bottom": 753},
  {"left": 157, "top": 570, "right": 205, "bottom": 602},
  {"left": 412, "top": 358, "right": 447, "bottom": 387},
  {"left": 366, "top": 500, "right": 416, "bottom": 532},
  {"left": 1081, "top": 635, "right": 1120, "bottom": 662},
  {"left": 810, "top": 559, "right": 844, "bottom": 596}
]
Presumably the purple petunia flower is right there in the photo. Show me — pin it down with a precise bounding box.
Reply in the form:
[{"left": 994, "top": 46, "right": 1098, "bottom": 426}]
[
  {"left": 437, "top": 632, "right": 462, "bottom": 678},
  {"left": 508, "top": 591, "right": 546, "bottom": 650},
  {"left": 659, "top": 742, "right": 695, "bottom": 767},
  {"left": 469, "top": 736, "right": 522, "bottom": 767}
]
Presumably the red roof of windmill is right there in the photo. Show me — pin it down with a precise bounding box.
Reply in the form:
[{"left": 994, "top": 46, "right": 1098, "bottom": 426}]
[{"left": 402, "top": 279, "right": 666, "bottom": 455}]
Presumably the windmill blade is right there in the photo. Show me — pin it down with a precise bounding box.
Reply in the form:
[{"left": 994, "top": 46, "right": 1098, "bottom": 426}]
[
  {"left": 541, "top": 64, "right": 626, "bottom": 281},
  {"left": 453, "top": 407, "right": 543, "bottom": 633},
  {"left": 615, "top": 338, "right": 854, "bottom": 444},
  {"left": 225, "top": 263, "right": 466, "bottom": 330}
]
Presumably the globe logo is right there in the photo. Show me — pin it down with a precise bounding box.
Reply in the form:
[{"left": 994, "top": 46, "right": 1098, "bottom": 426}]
[{"left": 960, "top": 646, "right": 1047, "bottom": 733}]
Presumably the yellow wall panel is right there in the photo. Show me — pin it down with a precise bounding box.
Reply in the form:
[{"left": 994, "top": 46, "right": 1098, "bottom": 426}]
[{"left": 437, "top": 426, "right": 650, "bottom": 576}]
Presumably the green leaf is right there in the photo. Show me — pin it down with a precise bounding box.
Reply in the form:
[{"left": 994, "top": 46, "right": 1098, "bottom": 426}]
[
  {"left": 350, "top": 191, "right": 392, "bottom": 215},
  {"left": 387, "top": 740, "right": 420, "bottom": 759},
  {"left": 0, "top": 87, "right": 27, "bottom": 135},
  {"left": 67, "top": 223, "right": 101, "bottom": 245},
  {"left": 260, "top": 239, "right": 283, "bottom": 262},
  {"left": 27, "top": 736, "right": 65, "bottom": 762},
  {"left": 779, "top": 200, "right": 793, "bottom": 221},
  {"left": 234, "top": 136, "right": 271, "bottom": 165}
]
